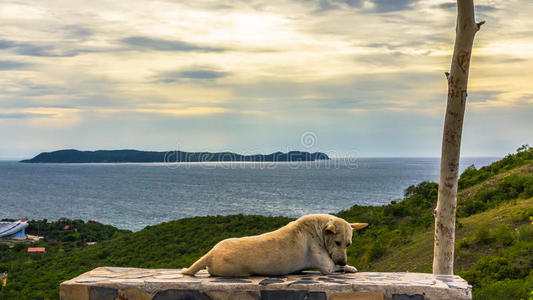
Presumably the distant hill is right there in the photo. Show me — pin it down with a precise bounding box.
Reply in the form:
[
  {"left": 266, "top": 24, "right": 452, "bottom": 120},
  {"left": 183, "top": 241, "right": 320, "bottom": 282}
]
[{"left": 20, "top": 149, "right": 330, "bottom": 163}]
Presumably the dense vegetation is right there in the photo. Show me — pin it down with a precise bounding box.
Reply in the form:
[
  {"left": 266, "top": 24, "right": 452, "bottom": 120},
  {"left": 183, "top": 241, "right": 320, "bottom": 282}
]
[
  {"left": 458, "top": 144, "right": 532, "bottom": 189},
  {"left": 459, "top": 220, "right": 533, "bottom": 300},
  {"left": 337, "top": 181, "right": 439, "bottom": 264},
  {"left": 27, "top": 219, "right": 130, "bottom": 244},
  {"left": 1, "top": 148, "right": 532, "bottom": 299},
  {"left": 0, "top": 216, "right": 291, "bottom": 298},
  {"left": 0, "top": 219, "right": 130, "bottom": 299},
  {"left": 458, "top": 173, "right": 533, "bottom": 217}
]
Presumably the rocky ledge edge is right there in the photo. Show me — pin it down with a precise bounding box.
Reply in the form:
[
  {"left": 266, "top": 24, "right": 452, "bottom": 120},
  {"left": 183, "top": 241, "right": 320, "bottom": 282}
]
[{"left": 60, "top": 267, "right": 472, "bottom": 300}]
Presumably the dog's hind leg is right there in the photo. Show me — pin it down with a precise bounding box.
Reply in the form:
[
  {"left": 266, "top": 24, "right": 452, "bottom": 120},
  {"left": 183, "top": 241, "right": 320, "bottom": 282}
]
[{"left": 182, "top": 253, "right": 210, "bottom": 275}]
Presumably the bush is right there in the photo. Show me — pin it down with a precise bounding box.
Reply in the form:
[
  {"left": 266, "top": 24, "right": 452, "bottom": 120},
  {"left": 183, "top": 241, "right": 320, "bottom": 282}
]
[
  {"left": 473, "top": 278, "right": 532, "bottom": 300},
  {"left": 475, "top": 223, "right": 494, "bottom": 245},
  {"left": 13, "top": 243, "right": 25, "bottom": 252},
  {"left": 368, "top": 242, "right": 387, "bottom": 261},
  {"left": 458, "top": 174, "right": 533, "bottom": 217},
  {"left": 457, "top": 237, "right": 471, "bottom": 250},
  {"left": 494, "top": 225, "right": 515, "bottom": 247},
  {"left": 517, "top": 225, "right": 533, "bottom": 243}
]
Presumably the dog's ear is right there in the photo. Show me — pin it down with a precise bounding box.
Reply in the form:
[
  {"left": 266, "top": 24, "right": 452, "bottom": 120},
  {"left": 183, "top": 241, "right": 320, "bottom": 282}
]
[
  {"left": 325, "top": 224, "right": 336, "bottom": 234},
  {"left": 351, "top": 223, "right": 368, "bottom": 231}
]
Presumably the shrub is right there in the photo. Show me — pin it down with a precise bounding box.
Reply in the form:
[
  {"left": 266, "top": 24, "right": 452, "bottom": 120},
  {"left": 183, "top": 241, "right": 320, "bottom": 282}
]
[
  {"left": 494, "top": 225, "right": 515, "bottom": 247},
  {"left": 458, "top": 174, "right": 533, "bottom": 217},
  {"left": 457, "top": 237, "right": 471, "bottom": 250},
  {"left": 517, "top": 225, "right": 533, "bottom": 243},
  {"left": 368, "top": 242, "right": 387, "bottom": 261},
  {"left": 473, "top": 278, "right": 532, "bottom": 300},
  {"left": 13, "top": 243, "right": 25, "bottom": 252},
  {"left": 475, "top": 223, "right": 494, "bottom": 245}
]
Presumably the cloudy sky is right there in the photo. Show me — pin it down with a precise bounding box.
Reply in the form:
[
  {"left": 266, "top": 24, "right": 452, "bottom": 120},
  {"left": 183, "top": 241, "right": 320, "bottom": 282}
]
[{"left": 1, "top": 0, "right": 532, "bottom": 159}]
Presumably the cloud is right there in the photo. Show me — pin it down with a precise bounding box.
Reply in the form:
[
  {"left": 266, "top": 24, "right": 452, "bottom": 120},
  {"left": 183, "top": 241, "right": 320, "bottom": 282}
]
[
  {"left": 0, "top": 40, "right": 16, "bottom": 49},
  {"left": 155, "top": 69, "right": 229, "bottom": 83},
  {"left": 438, "top": 2, "right": 456, "bottom": 9},
  {"left": 363, "top": 40, "right": 428, "bottom": 51},
  {"left": 475, "top": 5, "right": 498, "bottom": 12},
  {"left": 438, "top": 2, "right": 497, "bottom": 12},
  {"left": 174, "top": 70, "right": 228, "bottom": 79},
  {"left": 313, "top": 0, "right": 362, "bottom": 12},
  {"left": 303, "top": 0, "right": 418, "bottom": 13},
  {"left": 468, "top": 90, "right": 505, "bottom": 103},
  {"left": 120, "top": 36, "right": 224, "bottom": 52},
  {"left": 13, "top": 44, "right": 82, "bottom": 57},
  {"left": 1, "top": 80, "right": 68, "bottom": 97},
  {"left": 63, "top": 25, "right": 94, "bottom": 39},
  {"left": 135, "top": 106, "right": 230, "bottom": 116},
  {"left": 370, "top": 0, "right": 418, "bottom": 13},
  {"left": 0, "top": 113, "right": 55, "bottom": 119},
  {"left": 355, "top": 52, "right": 408, "bottom": 67},
  {"left": 0, "top": 60, "right": 30, "bottom": 70},
  {"left": 0, "top": 38, "right": 91, "bottom": 57},
  {"left": 234, "top": 71, "right": 441, "bottom": 98}
]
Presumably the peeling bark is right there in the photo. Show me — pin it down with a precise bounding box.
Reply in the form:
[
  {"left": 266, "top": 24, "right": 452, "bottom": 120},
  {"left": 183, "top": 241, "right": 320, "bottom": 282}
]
[{"left": 433, "top": 0, "right": 483, "bottom": 275}]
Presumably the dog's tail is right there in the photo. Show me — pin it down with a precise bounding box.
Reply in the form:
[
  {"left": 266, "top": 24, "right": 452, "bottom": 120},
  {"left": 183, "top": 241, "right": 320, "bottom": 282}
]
[{"left": 182, "top": 252, "right": 210, "bottom": 275}]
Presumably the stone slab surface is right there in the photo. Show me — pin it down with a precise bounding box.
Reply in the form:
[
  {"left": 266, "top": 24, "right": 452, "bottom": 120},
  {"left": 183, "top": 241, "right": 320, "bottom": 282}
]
[{"left": 60, "top": 267, "right": 472, "bottom": 300}]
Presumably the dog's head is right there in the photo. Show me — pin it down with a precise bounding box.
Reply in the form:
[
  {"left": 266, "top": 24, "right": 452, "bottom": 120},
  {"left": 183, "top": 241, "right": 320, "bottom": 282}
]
[{"left": 323, "top": 217, "right": 368, "bottom": 266}]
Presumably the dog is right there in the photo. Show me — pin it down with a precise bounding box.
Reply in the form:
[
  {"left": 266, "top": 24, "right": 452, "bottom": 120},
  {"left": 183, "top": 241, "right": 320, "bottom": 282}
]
[{"left": 182, "top": 214, "right": 368, "bottom": 276}]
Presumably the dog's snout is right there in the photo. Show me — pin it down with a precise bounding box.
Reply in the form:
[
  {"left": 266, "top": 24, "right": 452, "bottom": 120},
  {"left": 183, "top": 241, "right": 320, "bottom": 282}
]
[{"left": 337, "top": 259, "right": 347, "bottom": 266}]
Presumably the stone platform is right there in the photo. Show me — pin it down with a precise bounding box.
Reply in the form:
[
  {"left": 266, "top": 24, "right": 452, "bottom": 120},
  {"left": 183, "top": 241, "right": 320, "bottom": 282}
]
[{"left": 60, "top": 267, "right": 472, "bottom": 300}]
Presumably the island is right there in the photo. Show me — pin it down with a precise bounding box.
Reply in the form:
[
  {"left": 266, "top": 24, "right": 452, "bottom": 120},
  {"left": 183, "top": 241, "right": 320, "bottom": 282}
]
[{"left": 20, "top": 149, "right": 330, "bottom": 163}]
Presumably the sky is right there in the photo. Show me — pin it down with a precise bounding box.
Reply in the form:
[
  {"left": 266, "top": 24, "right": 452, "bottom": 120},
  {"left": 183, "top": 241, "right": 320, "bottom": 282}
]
[{"left": 0, "top": 0, "right": 532, "bottom": 159}]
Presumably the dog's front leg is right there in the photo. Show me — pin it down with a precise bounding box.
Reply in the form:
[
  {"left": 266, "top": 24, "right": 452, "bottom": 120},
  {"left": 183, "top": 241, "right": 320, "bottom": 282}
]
[
  {"left": 318, "top": 265, "right": 335, "bottom": 275},
  {"left": 316, "top": 258, "right": 337, "bottom": 275},
  {"left": 335, "top": 265, "right": 358, "bottom": 273}
]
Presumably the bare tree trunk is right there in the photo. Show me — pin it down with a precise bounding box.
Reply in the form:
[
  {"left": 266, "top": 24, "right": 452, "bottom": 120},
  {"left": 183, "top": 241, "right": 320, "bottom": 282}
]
[{"left": 433, "top": 0, "right": 484, "bottom": 275}]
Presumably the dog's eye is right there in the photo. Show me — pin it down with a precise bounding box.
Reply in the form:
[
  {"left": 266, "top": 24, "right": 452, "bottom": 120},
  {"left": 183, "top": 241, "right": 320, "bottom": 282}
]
[{"left": 335, "top": 241, "right": 341, "bottom": 246}]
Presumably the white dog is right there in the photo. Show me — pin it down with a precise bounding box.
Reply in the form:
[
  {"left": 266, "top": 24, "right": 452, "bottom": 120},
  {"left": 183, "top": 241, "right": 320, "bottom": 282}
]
[{"left": 182, "top": 214, "right": 368, "bottom": 276}]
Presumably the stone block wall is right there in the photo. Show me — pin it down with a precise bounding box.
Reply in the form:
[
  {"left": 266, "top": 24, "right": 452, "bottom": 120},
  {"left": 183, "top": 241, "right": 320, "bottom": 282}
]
[{"left": 60, "top": 267, "right": 472, "bottom": 300}]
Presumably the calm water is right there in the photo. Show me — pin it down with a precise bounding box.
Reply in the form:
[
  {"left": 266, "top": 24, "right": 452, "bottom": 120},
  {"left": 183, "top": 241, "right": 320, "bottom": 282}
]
[{"left": 0, "top": 157, "right": 497, "bottom": 231}]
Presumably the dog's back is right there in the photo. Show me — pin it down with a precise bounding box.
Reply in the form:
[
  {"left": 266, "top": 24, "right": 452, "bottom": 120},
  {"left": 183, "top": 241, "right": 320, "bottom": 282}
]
[{"left": 206, "top": 223, "right": 307, "bottom": 276}]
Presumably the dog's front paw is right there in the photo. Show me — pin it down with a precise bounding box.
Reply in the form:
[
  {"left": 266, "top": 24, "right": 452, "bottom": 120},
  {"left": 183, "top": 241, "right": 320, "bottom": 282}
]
[
  {"left": 319, "top": 268, "right": 334, "bottom": 275},
  {"left": 343, "top": 265, "right": 358, "bottom": 273},
  {"left": 181, "top": 268, "right": 194, "bottom": 275}
]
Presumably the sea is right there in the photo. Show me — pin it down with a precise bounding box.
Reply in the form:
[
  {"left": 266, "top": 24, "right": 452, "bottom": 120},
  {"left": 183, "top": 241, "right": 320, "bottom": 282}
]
[{"left": 0, "top": 157, "right": 498, "bottom": 231}]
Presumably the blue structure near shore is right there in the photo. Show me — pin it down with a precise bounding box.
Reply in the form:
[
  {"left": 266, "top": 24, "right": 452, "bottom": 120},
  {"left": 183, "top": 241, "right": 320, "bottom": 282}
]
[{"left": 0, "top": 221, "right": 28, "bottom": 239}]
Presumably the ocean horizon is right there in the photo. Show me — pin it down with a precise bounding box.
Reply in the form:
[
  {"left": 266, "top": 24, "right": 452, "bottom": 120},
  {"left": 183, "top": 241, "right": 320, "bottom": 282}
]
[{"left": 0, "top": 157, "right": 499, "bottom": 231}]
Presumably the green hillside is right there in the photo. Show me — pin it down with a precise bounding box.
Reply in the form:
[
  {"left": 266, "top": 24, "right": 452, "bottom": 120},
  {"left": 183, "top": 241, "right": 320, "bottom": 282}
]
[{"left": 1, "top": 148, "right": 532, "bottom": 299}]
